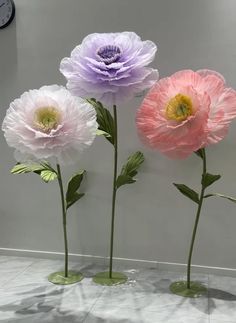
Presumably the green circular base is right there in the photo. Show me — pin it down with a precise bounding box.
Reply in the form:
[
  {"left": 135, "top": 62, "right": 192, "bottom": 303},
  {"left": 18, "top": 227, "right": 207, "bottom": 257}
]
[
  {"left": 93, "top": 271, "right": 128, "bottom": 286},
  {"left": 48, "top": 271, "right": 83, "bottom": 285},
  {"left": 170, "top": 281, "right": 207, "bottom": 298}
]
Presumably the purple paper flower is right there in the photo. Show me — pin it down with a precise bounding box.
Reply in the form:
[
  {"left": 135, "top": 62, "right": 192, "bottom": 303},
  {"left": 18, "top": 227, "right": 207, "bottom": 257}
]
[{"left": 60, "top": 32, "right": 159, "bottom": 106}]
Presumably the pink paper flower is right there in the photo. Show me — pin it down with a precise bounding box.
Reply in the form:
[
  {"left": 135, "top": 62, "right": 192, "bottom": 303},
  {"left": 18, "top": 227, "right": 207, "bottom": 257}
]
[
  {"left": 136, "top": 69, "right": 236, "bottom": 159},
  {"left": 2, "top": 85, "right": 98, "bottom": 165}
]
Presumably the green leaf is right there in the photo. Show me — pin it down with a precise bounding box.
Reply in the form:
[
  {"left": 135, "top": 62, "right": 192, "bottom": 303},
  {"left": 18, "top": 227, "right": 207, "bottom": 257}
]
[
  {"left": 116, "top": 151, "right": 145, "bottom": 189},
  {"left": 116, "top": 175, "right": 136, "bottom": 188},
  {"left": 88, "top": 98, "right": 114, "bottom": 145},
  {"left": 201, "top": 173, "right": 221, "bottom": 188},
  {"left": 96, "top": 129, "right": 111, "bottom": 137},
  {"left": 66, "top": 171, "right": 85, "bottom": 201},
  {"left": 173, "top": 183, "right": 199, "bottom": 204},
  {"left": 40, "top": 169, "right": 58, "bottom": 183},
  {"left": 11, "top": 162, "right": 58, "bottom": 183},
  {"left": 11, "top": 163, "right": 45, "bottom": 174},
  {"left": 66, "top": 171, "right": 85, "bottom": 209},
  {"left": 204, "top": 193, "right": 236, "bottom": 203},
  {"left": 194, "top": 149, "right": 204, "bottom": 159},
  {"left": 66, "top": 192, "right": 85, "bottom": 210}
]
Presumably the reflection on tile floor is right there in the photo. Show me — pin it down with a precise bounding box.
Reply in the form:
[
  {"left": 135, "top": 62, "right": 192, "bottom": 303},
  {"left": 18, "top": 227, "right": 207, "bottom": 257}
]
[{"left": 0, "top": 256, "right": 235, "bottom": 322}]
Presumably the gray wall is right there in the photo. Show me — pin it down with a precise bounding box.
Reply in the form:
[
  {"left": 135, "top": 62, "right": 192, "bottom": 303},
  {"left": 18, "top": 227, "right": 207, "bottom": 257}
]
[{"left": 1, "top": 0, "right": 236, "bottom": 270}]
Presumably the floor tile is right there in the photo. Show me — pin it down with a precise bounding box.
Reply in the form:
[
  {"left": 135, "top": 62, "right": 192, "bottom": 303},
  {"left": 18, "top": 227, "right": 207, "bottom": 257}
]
[
  {"left": 85, "top": 304, "right": 209, "bottom": 323},
  {"left": 0, "top": 257, "right": 105, "bottom": 323},
  {"left": 208, "top": 274, "right": 236, "bottom": 322},
  {"left": 96, "top": 270, "right": 209, "bottom": 314},
  {"left": 0, "top": 256, "right": 36, "bottom": 287},
  {"left": 0, "top": 256, "right": 236, "bottom": 323},
  {"left": 0, "top": 282, "right": 102, "bottom": 322},
  {"left": 3, "top": 259, "right": 63, "bottom": 288},
  {"left": 0, "top": 310, "right": 88, "bottom": 322}
]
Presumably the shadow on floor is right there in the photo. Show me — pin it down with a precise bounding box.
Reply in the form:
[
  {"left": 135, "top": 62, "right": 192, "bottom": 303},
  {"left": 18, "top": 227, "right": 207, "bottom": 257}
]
[
  {"left": 152, "top": 277, "right": 236, "bottom": 316},
  {"left": 0, "top": 312, "right": 87, "bottom": 323},
  {"left": 0, "top": 285, "right": 72, "bottom": 322},
  {"left": 75, "top": 263, "right": 106, "bottom": 279},
  {"left": 208, "top": 288, "right": 236, "bottom": 301},
  {"left": 189, "top": 287, "right": 236, "bottom": 316},
  {"left": 84, "top": 313, "right": 134, "bottom": 323},
  {"left": 207, "top": 288, "right": 236, "bottom": 316},
  {"left": 0, "top": 279, "right": 102, "bottom": 323},
  {"left": 1, "top": 273, "right": 236, "bottom": 322}
]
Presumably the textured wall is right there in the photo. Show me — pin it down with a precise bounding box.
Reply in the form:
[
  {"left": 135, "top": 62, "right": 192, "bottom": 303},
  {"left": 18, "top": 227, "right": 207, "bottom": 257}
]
[{"left": 0, "top": 0, "right": 236, "bottom": 269}]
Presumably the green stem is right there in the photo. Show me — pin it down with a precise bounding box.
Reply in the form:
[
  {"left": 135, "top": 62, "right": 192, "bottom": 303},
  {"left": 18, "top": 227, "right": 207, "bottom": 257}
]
[
  {"left": 187, "top": 148, "right": 207, "bottom": 288},
  {"left": 109, "top": 105, "right": 118, "bottom": 279},
  {"left": 56, "top": 164, "right": 68, "bottom": 278}
]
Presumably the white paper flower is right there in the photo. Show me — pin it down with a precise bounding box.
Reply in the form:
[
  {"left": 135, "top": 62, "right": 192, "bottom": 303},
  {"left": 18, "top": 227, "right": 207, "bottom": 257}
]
[{"left": 2, "top": 85, "right": 98, "bottom": 165}]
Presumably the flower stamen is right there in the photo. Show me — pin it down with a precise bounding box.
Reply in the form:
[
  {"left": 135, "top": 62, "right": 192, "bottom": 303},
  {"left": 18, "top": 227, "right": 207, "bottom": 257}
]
[
  {"left": 166, "top": 94, "right": 193, "bottom": 121},
  {"left": 96, "top": 45, "right": 121, "bottom": 64},
  {"left": 34, "top": 107, "right": 61, "bottom": 133}
]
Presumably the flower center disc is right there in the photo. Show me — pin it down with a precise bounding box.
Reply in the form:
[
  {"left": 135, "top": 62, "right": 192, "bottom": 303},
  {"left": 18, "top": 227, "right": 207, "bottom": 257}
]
[
  {"left": 34, "top": 107, "right": 61, "bottom": 132},
  {"left": 97, "top": 45, "right": 121, "bottom": 64},
  {"left": 165, "top": 94, "right": 193, "bottom": 121}
]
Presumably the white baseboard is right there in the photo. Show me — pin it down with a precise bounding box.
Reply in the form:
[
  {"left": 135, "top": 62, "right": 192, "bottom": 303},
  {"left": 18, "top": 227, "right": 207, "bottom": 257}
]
[{"left": 0, "top": 247, "right": 236, "bottom": 277}]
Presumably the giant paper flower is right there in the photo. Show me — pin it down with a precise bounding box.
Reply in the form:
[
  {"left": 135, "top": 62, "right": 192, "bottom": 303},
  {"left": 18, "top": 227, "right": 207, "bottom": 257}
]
[
  {"left": 2, "top": 85, "right": 98, "bottom": 164},
  {"left": 136, "top": 69, "right": 236, "bottom": 159},
  {"left": 60, "top": 32, "right": 158, "bottom": 106}
]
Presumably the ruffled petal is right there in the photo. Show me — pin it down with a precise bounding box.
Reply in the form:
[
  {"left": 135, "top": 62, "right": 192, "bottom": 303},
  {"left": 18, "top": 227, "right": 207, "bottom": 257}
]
[
  {"left": 136, "top": 69, "right": 236, "bottom": 159},
  {"left": 197, "top": 69, "right": 226, "bottom": 84},
  {"left": 2, "top": 85, "right": 98, "bottom": 165},
  {"left": 60, "top": 32, "right": 158, "bottom": 105}
]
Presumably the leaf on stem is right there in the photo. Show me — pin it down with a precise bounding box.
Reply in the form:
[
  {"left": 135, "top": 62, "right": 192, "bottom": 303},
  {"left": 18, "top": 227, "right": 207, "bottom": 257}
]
[
  {"left": 204, "top": 193, "right": 236, "bottom": 203},
  {"left": 173, "top": 183, "right": 199, "bottom": 204},
  {"left": 66, "top": 192, "right": 85, "bottom": 209},
  {"left": 87, "top": 98, "right": 114, "bottom": 145},
  {"left": 96, "top": 129, "right": 111, "bottom": 138},
  {"left": 11, "top": 163, "right": 45, "bottom": 174},
  {"left": 116, "top": 151, "right": 145, "bottom": 189},
  {"left": 201, "top": 173, "right": 221, "bottom": 189},
  {"left": 40, "top": 163, "right": 57, "bottom": 182},
  {"left": 40, "top": 170, "right": 58, "bottom": 183},
  {"left": 66, "top": 171, "right": 85, "bottom": 210},
  {"left": 11, "top": 162, "right": 58, "bottom": 183}
]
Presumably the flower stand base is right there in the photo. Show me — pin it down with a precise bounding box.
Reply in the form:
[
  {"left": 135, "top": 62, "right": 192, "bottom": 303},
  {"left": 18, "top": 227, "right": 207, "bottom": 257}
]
[
  {"left": 170, "top": 281, "right": 207, "bottom": 298},
  {"left": 93, "top": 271, "right": 128, "bottom": 286},
  {"left": 48, "top": 271, "right": 83, "bottom": 285}
]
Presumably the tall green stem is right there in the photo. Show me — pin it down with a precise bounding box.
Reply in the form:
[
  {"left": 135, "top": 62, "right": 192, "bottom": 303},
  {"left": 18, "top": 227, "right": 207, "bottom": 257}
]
[
  {"left": 187, "top": 149, "right": 207, "bottom": 288},
  {"left": 109, "top": 105, "right": 118, "bottom": 279},
  {"left": 56, "top": 164, "right": 68, "bottom": 278}
]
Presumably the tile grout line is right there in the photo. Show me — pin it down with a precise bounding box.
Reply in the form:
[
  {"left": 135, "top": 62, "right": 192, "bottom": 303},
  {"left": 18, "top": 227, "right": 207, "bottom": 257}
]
[
  {"left": 1, "top": 256, "right": 234, "bottom": 323},
  {"left": 81, "top": 286, "right": 106, "bottom": 323},
  {"left": 0, "top": 258, "right": 40, "bottom": 289},
  {"left": 208, "top": 273, "right": 210, "bottom": 323}
]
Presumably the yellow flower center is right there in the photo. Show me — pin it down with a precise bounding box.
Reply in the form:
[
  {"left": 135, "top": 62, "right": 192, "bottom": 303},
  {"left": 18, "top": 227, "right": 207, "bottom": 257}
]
[
  {"left": 165, "top": 94, "right": 193, "bottom": 121},
  {"left": 34, "top": 107, "right": 61, "bottom": 132}
]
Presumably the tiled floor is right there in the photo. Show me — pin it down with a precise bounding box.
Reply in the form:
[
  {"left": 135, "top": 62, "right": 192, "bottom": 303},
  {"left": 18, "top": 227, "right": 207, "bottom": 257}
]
[{"left": 0, "top": 256, "right": 235, "bottom": 322}]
